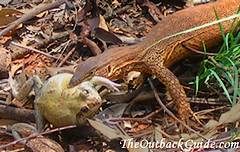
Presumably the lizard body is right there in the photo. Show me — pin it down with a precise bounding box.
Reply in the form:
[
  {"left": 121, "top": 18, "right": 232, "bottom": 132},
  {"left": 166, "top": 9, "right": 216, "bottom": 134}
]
[{"left": 70, "top": 0, "right": 240, "bottom": 121}]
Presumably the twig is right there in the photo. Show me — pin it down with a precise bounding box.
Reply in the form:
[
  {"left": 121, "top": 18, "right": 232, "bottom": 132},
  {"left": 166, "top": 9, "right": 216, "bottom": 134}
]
[
  {"left": 147, "top": 78, "right": 208, "bottom": 140},
  {"left": 190, "top": 97, "right": 226, "bottom": 105},
  {"left": 10, "top": 41, "right": 59, "bottom": 60},
  {"left": 0, "top": 100, "right": 8, "bottom": 105},
  {"left": 208, "top": 56, "right": 233, "bottom": 71},
  {"left": 55, "top": 40, "right": 71, "bottom": 65},
  {"left": 0, "top": 0, "right": 66, "bottom": 36},
  {"left": 0, "top": 125, "right": 76, "bottom": 149},
  {"left": 194, "top": 106, "right": 226, "bottom": 116},
  {"left": 130, "top": 91, "right": 226, "bottom": 106},
  {"left": 0, "top": 105, "right": 35, "bottom": 123},
  {"left": 36, "top": 31, "right": 70, "bottom": 48},
  {"left": 107, "top": 109, "right": 161, "bottom": 123},
  {"left": 10, "top": 42, "right": 74, "bottom": 65},
  {"left": 182, "top": 44, "right": 217, "bottom": 56},
  {"left": 58, "top": 47, "right": 76, "bottom": 67}
]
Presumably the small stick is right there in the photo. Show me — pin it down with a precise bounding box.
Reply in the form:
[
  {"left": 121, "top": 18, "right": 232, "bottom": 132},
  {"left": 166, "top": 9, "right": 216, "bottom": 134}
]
[
  {"left": 107, "top": 109, "right": 161, "bottom": 123},
  {"left": 147, "top": 78, "right": 208, "bottom": 140},
  {"left": 208, "top": 56, "right": 233, "bottom": 71},
  {"left": 11, "top": 42, "right": 74, "bottom": 65},
  {"left": 0, "top": 0, "right": 66, "bottom": 36},
  {"left": 58, "top": 47, "right": 76, "bottom": 67},
  {"left": 0, "top": 125, "right": 76, "bottom": 149},
  {"left": 0, "top": 105, "right": 35, "bottom": 123},
  {"left": 130, "top": 91, "right": 226, "bottom": 105},
  {"left": 182, "top": 44, "right": 217, "bottom": 56}
]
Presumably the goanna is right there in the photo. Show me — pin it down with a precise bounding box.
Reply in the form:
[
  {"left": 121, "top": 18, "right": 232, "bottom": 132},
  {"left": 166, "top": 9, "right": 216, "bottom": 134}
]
[{"left": 69, "top": 0, "right": 240, "bottom": 122}]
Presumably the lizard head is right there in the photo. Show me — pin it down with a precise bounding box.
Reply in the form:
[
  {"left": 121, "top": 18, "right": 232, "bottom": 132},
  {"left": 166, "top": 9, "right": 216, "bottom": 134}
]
[
  {"left": 69, "top": 50, "right": 124, "bottom": 87},
  {"left": 69, "top": 45, "right": 140, "bottom": 88},
  {"left": 69, "top": 58, "right": 102, "bottom": 87}
]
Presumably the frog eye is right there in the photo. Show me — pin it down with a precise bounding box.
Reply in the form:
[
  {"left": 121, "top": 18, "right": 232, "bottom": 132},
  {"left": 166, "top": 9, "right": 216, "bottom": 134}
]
[{"left": 82, "top": 89, "right": 89, "bottom": 95}]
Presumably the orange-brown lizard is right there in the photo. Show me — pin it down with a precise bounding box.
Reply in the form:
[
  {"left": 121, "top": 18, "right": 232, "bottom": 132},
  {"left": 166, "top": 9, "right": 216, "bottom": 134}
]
[{"left": 69, "top": 0, "right": 240, "bottom": 122}]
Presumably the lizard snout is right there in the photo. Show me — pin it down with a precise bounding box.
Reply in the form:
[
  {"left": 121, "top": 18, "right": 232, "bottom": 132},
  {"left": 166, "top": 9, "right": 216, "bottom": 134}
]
[{"left": 69, "top": 59, "right": 99, "bottom": 87}]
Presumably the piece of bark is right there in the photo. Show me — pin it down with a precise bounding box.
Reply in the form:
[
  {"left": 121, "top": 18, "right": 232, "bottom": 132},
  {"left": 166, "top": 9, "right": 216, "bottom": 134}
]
[
  {"left": 83, "top": 37, "right": 102, "bottom": 56},
  {"left": 0, "top": 47, "right": 11, "bottom": 73},
  {"left": 0, "top": 105, "right": 35, "bottom": 122},
  {"left": 25, "top": 136, "right": 64, "bottom": 152},
  {"left": 94, "top": 27, "right": 122, "bottom": 45}
]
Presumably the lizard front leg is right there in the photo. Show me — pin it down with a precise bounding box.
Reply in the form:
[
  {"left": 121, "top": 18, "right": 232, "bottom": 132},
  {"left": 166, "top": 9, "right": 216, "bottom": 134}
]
[{"left": 147, "top": 64, "right": 193, "bottom": 122}]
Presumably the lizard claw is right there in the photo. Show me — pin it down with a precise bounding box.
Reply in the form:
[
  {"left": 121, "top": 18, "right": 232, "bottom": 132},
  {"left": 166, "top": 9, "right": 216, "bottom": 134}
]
[{"left": 90, "top": 76, "right": 121, "bottom": 92}]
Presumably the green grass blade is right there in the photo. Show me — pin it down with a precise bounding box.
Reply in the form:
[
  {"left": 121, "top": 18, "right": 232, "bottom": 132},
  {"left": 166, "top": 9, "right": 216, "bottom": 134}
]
[
  {"left": 209, "top": 69, "right": 233, "bottom": 104},
  {"left": 226, "top": 57, "right": 239, "bottom": 104},
  {"left": 195, "top": 75, "right": 200, "bottom": 96},
  {"left": 214, "top": 9, "right": 226, "bottom": 41}
]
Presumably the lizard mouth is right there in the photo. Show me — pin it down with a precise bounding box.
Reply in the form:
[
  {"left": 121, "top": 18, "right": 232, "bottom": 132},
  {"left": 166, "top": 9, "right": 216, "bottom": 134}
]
[{"left": 69, "top": 72, "right": 91, "bottom": 87}]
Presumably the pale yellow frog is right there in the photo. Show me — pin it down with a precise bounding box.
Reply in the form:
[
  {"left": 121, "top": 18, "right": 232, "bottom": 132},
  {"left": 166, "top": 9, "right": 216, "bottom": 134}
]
[{"left": 14, "top": 73, "right": 120, "bottom": 131}]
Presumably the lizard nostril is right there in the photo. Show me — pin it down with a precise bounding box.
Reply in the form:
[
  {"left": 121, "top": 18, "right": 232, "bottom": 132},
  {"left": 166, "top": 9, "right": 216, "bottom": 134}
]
[{"left": 107, "top": 65, "right": 111, "bottom": 73}]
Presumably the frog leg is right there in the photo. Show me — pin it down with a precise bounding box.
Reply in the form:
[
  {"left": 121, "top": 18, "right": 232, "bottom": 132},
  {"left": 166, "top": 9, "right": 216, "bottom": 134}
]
[
  {"left": 32, "top": 76, "right": 43, "bottom": 97},
  {"left": 31, "top": 76, "right": 45, "bottom": 132},
  {"left": 34, "top": 100, "right": 45, "bottom": 132},
  {"left": 14, "top": 78, "right": 34, "bottom": 101},
  {"left": 90, "top": 76, "right": 121, "bottom": 92},
  {"left": 10, "top": 123, "right": 37, "bottom": 144}
]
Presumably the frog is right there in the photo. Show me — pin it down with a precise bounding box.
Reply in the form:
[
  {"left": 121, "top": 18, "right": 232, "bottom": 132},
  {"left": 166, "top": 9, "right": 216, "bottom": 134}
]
[{"left": 14, "top": 73, "right": 121, "bottom": 132}]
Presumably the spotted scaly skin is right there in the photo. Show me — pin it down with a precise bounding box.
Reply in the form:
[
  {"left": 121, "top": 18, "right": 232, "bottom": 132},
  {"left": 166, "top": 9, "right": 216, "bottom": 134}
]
[{"left": 70, "top": 0, "right": 240, "bottom": 122}]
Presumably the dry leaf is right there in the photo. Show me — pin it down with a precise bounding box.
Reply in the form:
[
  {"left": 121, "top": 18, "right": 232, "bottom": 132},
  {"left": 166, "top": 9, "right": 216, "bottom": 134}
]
[
  {"left": 95, "top": 103, "right": 128, "bottom": 120},
  {"left": 87, "top": 16, "right": 99, "bottom": 31},
  {"left": 123, "top": 121, "right": 132, "bottom": 129},
  {"left": 88, "top": 119, "right": 127, "bottom": 140},
  {"left": 112, "top": 0, "right": 121, "bottom": 8},
  {"left": 204, "top": 104, "right": 240, "bottom": 130},
  {"left": 0, "top": 47, "right": 11, "bottom": 73},
  {"left": 117, "top": 35, "right": 143, "bottom": 44},
  {"left": 98, "top": 15, "right": 108, "bottom": 31},
  {"left": 0, "top": 0, "right": 11, "bottom": 6},
  {"left": 0, "top": 36, "right": 12, "bottom": 44},
  {"left": 36, "top": 11, "right": 48, "bottom": 18},
  {"left": 154, "top": 126, "right": 163, "bottom": 142},
  {"left": 10, "top": 63, "right": 24, "bottom": 76},
  {"left": 94, "top": 27, "right": 122, "bottom": 45},
  {"left": 127, "top": 71, "right": 141, "bottom": 83},
  {"left": 0, "top": 8, "right": 23, "bottom": 36},
  {"left": 26, "top": 136, "right": 64, "bottom": 152},
  {"left": 204, "top": 120, "right": 220, "bottom": 129},
  {"left": 219, "top": 104, "right": 240, "bottom": 124},
  {"left": 128, "top": 145, "right": 149, "bottom": 152}
]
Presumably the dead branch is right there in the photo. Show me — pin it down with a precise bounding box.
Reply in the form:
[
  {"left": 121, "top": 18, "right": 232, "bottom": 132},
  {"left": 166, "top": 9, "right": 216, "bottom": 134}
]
[
  {"left": 0, "top": 0, "right": 66, "bottom": 36},
  {"left": 0, "top": 105, "right": 35, "bottom": 123}
]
